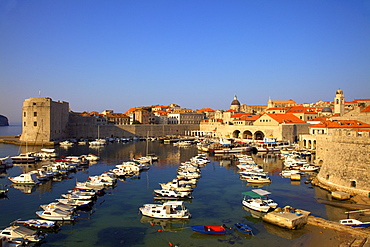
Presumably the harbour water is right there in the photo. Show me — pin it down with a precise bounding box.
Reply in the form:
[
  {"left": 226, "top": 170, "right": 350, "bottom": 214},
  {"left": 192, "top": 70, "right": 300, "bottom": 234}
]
[{"left": 0, "top": 132, "right": 354, "bottom": 246}]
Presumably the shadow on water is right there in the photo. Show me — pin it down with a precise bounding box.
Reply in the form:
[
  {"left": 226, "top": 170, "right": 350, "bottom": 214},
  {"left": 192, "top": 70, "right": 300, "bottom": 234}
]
[{"left": 95, "top": 226, "right": 146, "bottom": 247}]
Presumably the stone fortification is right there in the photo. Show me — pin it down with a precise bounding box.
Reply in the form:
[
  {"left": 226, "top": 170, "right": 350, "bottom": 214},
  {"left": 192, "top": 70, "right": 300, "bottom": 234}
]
[
  {"left": 20, "top": 97, "right": 69, "bottom": 144},
  {"left": 315, "top": 130, "right": 370, "bottom": 197},
  {"left": 68, "top": 118, "right": 200, "bottom": 139}
]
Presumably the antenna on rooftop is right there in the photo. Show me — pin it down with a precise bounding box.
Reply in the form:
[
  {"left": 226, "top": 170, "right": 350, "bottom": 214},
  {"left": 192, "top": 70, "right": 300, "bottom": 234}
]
[{"left": 38, "top": 90, "right": 41, "bottom": 96}]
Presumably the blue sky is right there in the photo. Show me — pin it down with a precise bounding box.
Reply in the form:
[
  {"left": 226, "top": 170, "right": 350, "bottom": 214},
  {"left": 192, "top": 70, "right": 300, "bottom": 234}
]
[{"left": 1, "top": 0, "right": 369, "bottom": 123}]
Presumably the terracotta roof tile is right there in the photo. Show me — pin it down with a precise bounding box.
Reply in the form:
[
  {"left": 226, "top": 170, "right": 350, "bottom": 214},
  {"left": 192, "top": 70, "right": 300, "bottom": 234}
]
[
  {"left": 361, "top": 105, "right": 370, "bottom": 113},
  {"left": 265, "top": 114, "right": 307, "bottom": 124},
  {"left": 310, "top": 120, "right": 370, "bottom": 128}
]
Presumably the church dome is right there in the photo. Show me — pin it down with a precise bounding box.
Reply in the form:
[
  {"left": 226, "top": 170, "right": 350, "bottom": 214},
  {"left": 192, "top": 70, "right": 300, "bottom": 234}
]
[
  {"left": 322, "top": 107, "right": 333, "bottom": 113},
  {"left": 231, "top": 95, "right": 240, "bottom": 105}
]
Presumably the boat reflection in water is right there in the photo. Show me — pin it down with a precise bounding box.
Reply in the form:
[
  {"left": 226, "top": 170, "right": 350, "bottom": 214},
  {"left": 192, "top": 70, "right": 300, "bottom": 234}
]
[
  {"left": 11, "top": 183, "right": 38, "bottom": 193},
  {"left": 242, "top": 206, "right": 267, "bottom": 219},
  {"left": 140, "top": 216, "right": 189, "bottom": 232}
]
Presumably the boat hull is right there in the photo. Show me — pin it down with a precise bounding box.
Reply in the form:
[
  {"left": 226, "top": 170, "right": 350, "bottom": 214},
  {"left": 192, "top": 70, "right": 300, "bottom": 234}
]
[{"left": 190, "top": 225, "right": 226, "bottom": 235}]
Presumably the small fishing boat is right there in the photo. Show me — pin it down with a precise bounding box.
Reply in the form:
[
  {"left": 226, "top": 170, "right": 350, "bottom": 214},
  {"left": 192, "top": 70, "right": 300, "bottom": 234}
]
[
  {"left": 339, "top": 219, "right": 370, "bottom": 228},
  {"left": 0, "top": 225, "right": 47, "bottom": 242},
  {"left": 234, "top": 223, "right": 253, "bottom": 235},
  {"left": 139, "top": 201, "right": 191, "bottom": 219},
  {"left": 190, "top": 225, "right": 226, "bottom": 235},
  {"left": 36, "top": 208, "right": 75, "bottom": 221},
  {"left": 153, "top": 189, "right": 193, "bottom": 200},
  {"left": 8, "top": 173, "right": 40, "bottom": 184},
  {"left": 241, "top": 189, "right": 278, "bottom": 212},
  {"left": 22, "top": 219, "right": 59, "bottom": 229}
]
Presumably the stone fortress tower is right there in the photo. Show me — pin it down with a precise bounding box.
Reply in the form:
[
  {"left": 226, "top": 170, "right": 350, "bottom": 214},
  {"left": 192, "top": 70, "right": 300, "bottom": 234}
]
[
  {"left": 230, "top": 95, "right": 240, "bottom": 112},
  {"left": 334, "top": 89, "right": 345, "bottom": 116},
  {"left": 20, "top": 97, "right": 70, "bottom": 144}
]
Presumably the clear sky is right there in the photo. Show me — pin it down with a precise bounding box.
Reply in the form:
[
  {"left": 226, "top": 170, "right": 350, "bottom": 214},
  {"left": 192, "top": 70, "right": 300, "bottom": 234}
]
[{"left": 1, "top": 0, "right": 369, "bottom": 123}]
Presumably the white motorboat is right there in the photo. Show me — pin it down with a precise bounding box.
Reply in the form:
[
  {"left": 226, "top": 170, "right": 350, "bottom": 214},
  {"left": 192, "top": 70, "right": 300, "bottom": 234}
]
[
  {"left": 240, "top": 174, "right": 271, "bottom": 183},
  {"left": 59, "top": 140, "right": 73, "bottom": 146},
  {"left": 41, "top": 148, "right": 55, "bottom": 153},
  {"left": 153, "top": 189, "right": 193, "bottom": 199},
  {"left": 61, "top": 193, "right": 95, "bottom": 200},
  {"left": 159, "top": 181, "right": 193, "bottom": 192},
  {"left": 339, "top": 219, "right": 370, "bottom": 228},
  {"left": 299, "top": 164, "right": 319, "bottom": 171},
  {"left": 280, "top": 170, "right": 302, "bottom": 178},
  {"left": 242, "top": 198, "right": 271, "bottom": 212},
  {"left": 241, "top": 189, "right": 277, "bottom": 212},
  {"left": 10, "top": 153, "right": 40, "bottom": 163},
  {"left": 0, "top": 225, "right": 47, "bottom": 242},
  {"left": 177, "top": 170, "right": 201, "bottom": 179},
  {"left": 40, "top": 202, "right": 76, "bottom": 212},
  {"left": 89, "top": 139, "right": 106, "bottom": 146},
  {"left": 81, "top": 153, "right": 100, "bottom": 161},
  {"left": 22, "top": 219, "right": 59, "bottom": 229},
  {"left": 33, "top": 151, "right": 57, "bottom": 159},
  {"left": 88, "top": 174, "right": 116, "bottom": 186},
  {"left": 139, "top": 201, "right": 191, "bottom": 219},
  {"left": 36, "top": 208, "right": 75, "bottom": 221},
  {"left": 56, "top": 198, "right": 92, "bottom": 208},
  {"left": 8, "top": 173, "right": 40, "bottom": 184}
]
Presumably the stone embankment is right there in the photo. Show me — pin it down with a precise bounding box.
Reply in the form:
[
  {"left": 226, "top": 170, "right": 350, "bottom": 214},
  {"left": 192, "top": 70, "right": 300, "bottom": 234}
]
[
  {"left": 0, "top": 136, "right": 56, "bottom": 146},
  {"left": 307, "top": 216, "right": 370, "bottom": 247}
]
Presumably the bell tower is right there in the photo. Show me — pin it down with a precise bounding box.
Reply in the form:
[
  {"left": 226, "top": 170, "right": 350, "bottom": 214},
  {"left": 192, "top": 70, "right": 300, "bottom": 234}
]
[{"left": 334, "top": 89, "right": 345, "bottom": 116}]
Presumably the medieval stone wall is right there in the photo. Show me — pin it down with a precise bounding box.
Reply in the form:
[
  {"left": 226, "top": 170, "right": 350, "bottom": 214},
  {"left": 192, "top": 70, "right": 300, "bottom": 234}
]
[{"left": 315, "top": 130, "right": 370, "bottom": 197}]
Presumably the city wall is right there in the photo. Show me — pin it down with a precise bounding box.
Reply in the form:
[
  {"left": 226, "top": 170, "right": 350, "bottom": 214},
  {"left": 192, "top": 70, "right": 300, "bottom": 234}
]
[
  {"left": 315, "top": 130, "right": 370, "bottom": 197},
  {"left": 67, "top": 118, "right": 200, "bottom": 139}
]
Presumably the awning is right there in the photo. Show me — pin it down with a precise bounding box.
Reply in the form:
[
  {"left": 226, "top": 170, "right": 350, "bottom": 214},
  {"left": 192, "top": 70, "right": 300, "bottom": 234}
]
[
  {"left": 242, "top": 191, "right": 262, "bottom": 198},
  {"left": 242, "top": 189, "right": 271, "bottom": 198}
]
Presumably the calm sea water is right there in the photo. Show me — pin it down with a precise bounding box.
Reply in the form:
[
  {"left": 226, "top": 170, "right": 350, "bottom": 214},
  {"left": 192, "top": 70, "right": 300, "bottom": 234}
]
[
  {"left": 0, "top": 124, "right": 22, "bottom": 137},
  {"left": 0, "top": 139, "right": 350, "bottom": 247}
]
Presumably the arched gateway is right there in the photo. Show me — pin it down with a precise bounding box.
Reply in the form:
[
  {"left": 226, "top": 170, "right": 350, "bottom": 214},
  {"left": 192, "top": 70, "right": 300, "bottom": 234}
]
[{"left": 254, "top": 131, "right": 265, "bottom": 140}]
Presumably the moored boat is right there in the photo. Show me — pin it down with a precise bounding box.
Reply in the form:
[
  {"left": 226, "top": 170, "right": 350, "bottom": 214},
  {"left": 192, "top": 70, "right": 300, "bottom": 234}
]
[
  {"left": 234, "top": 222, "right": 253, "bottom": 235},
  {"left": 190, "top": 225, "right": 226, "bottom": 235},
  {"left": 22, "top": 219, "right": 59, "bottom": 229},
  {"left": 0, "top": 225, "right": 47, "bottom": 242},
  {"left": 153, "top": 189, "right": 193, "bottom": 199},
  {"left": 8, "top": 173, "right": 40, "bottom": 184},
  {"left": 139, "top": 201, "right": 191, "bottom": 219},
  {"left": 339, "top": 219, "right": 370, "bottom": 228},
  {"left": 36, "top": 208, "right": 75, "bottom": 221},
  {"left": 241, "top": 189, "right": 277, "bottom": 212}
]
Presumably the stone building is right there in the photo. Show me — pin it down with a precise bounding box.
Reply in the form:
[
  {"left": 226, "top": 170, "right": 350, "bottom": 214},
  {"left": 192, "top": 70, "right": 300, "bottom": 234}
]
[
  {"left": 267, "top": 98, "right": 297, "bottom": 108},
  {"left": 20, "top": 97, "right": 70, "bottom": 144},
  {"left": 167, "top": 109, "right": 204, "bottom": 124}
]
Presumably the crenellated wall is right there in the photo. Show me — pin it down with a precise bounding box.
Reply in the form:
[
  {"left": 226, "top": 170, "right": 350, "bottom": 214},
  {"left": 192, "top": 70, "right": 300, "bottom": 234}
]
[{"left": 315, "top": 130, "right": 370, "bottom": 197}]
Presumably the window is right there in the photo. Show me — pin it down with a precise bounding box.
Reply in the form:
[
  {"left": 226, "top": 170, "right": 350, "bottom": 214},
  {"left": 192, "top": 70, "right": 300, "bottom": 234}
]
[
  {"left": 34, "top": 112, "right": 37, "bottom": 117},
  {"left": 33, "top": 102, "right": 36, "bottom": 105},
  {"left": 350, "top": 181, "right": 356, "bottom": 188},
  {"left": 24, "top": 112, "right": 26, "bottom": 117},
  {"left": 24, "top": 122, "right": 26, "bottom": 127},
  {"left": 34, "top": 121, "right": 37, "bottom": 127}
]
